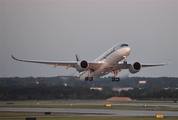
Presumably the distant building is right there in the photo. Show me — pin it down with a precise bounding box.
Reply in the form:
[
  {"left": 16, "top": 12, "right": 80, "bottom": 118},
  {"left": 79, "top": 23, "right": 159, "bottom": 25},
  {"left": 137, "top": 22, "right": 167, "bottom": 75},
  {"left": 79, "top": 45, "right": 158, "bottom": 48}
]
[
  {"left": 139, "top": 80, "right": 146, "bottom": 84},
  {"left": 164, "top": 87, "right": 178, "bottom": 90},
  {"left": 90, "top": 87, "right": 103, "bottom": 91}
]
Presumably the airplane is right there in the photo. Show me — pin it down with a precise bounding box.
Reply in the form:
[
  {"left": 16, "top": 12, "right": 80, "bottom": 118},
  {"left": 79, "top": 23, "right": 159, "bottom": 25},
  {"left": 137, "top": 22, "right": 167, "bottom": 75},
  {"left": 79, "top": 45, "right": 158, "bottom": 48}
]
[{"left": 11, "top": 43, "right": 169, "bottom": 82}]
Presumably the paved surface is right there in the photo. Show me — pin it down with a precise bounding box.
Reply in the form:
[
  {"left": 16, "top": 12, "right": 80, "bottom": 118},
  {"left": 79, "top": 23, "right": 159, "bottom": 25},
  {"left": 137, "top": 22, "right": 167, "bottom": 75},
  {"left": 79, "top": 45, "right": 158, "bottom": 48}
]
[
  {"left": 71, "top": 101, "right": 178, "bottom": 108},
  {"left": 0, "top": 107, "right": 178, "bottom": 116}
]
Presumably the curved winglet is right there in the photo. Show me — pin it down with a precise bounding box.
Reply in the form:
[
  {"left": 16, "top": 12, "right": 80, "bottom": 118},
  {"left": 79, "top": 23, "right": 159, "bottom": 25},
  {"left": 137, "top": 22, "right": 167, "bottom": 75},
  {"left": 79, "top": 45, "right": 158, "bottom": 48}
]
[{"left": 11, "top": 55, "right": 20, "bottom": 61}]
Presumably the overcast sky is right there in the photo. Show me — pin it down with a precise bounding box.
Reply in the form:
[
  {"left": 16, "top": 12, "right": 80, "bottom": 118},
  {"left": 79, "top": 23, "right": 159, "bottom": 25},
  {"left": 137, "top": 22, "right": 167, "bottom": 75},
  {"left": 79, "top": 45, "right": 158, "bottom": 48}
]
[{"left": 0, "top": 0, "right": 177, "bottom": 78}]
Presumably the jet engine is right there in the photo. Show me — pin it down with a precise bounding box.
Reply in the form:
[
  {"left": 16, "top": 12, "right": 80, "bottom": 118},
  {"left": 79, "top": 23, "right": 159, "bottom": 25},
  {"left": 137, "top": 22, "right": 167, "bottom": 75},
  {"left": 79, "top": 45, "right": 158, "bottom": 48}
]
[
  {"left": 76, "top": 60, "right": 89, "bottom": 72},
  {"left": 129, "top": 62, "right": 142, "bottom": 74}
]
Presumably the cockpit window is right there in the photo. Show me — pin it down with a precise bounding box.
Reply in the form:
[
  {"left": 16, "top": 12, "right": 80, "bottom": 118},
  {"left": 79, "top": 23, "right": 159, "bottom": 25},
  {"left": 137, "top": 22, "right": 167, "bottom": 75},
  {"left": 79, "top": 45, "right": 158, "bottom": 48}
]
[{"left": 121, "top": 44, "right": 129, "bottom": 47}]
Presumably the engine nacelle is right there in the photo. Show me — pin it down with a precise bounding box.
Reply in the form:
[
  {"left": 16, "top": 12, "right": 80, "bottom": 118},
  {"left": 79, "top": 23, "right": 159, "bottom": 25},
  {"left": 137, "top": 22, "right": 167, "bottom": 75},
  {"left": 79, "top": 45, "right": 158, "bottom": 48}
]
[
  {"left": 129, "top": 62, "right": 142, "bottom": 74},
  {"left": 76, "top": 60, "right": 89, "bottom": 72}
]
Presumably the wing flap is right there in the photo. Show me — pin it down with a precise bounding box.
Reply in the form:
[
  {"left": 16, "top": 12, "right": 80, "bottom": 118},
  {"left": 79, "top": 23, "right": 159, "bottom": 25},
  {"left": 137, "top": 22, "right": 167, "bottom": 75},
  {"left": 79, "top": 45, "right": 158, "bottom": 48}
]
[{"left": 88, "top": 62, "right": 103, "bottom": 71}]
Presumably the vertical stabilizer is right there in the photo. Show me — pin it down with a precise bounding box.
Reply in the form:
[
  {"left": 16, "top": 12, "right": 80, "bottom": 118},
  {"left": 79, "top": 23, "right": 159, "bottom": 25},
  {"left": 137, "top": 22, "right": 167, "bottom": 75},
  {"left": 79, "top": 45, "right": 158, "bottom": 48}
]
[{"left": 76, "top": 54, "right": 81, "bottom": 61}]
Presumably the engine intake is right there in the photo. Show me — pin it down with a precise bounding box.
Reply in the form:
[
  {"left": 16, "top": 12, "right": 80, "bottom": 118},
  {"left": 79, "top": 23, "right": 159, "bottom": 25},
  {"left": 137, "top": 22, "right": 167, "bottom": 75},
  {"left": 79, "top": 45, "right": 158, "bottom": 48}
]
[
  {"left": 129, "top": 62, "right": 141, "bottom": 74},
  {"left": 80, "top": 60, "right": 88, "bottom": 69},
  {"left": 76, "top": 60, "right": 89, "bottom": 72}
]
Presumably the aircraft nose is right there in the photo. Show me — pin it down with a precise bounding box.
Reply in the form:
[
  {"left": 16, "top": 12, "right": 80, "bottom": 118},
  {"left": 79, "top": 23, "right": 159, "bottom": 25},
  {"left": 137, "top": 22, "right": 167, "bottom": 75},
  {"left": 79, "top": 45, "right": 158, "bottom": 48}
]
[{"left": 124, "top": 47, "right": 131, "bottom": 56}]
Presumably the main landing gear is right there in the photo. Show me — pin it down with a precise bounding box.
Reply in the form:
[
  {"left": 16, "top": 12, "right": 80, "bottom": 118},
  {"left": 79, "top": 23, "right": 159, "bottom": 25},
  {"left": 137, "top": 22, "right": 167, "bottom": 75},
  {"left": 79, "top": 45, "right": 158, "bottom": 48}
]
[
  {"left": 85, "top": 69, "right": 93, "bottom": 81},
  {"left": 85, "top": 77, "right": 93, "bottom": 81},
  {"left": 111, "top": 69, "right": 120, "bottom": 82},
  {"left": 112, "top": 77, "right": 120, "bottom": 82}
]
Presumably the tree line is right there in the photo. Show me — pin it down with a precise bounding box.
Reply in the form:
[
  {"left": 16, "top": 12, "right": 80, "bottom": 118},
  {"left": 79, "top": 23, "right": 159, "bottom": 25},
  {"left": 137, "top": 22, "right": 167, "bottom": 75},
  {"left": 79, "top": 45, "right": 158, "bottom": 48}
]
[
  {"left": 0, "top": 77, "right": 177, "bottom": 101},
  {"left": 120, "top": 85, "right": 178, "bottom": 100},
  {"left": 0, "top": 84, "right": 118, "bottom": 100},
  {"left": 0, "top": 77, "right": 178, "bottom": 88}
]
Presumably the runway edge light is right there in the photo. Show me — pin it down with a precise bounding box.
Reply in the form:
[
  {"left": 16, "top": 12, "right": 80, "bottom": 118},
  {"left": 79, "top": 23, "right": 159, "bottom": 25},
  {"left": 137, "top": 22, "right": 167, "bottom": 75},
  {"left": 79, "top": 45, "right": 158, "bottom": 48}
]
[
  {"left": 104, "top": 104, "right": 111, "bottom": 107},
  {"left": 156, "top": 114, "right": 164, "bottom": 119}
]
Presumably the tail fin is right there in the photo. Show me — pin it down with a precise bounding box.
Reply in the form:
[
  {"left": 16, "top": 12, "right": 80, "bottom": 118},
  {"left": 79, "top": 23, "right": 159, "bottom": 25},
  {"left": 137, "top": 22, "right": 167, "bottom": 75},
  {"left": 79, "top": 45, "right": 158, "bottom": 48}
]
[{"left": 75, "top": 54, "right": 81, "bottom": 61}]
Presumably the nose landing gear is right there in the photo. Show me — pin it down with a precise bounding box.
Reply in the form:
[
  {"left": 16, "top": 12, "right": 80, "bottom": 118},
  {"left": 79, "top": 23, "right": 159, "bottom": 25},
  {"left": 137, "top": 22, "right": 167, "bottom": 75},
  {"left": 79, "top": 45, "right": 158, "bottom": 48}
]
[
  {"left": 123, "top": 56, "right": 127, "bottom": 64},
  {"left": 111, "top": 55, "right": 128, "bottom": 82}
]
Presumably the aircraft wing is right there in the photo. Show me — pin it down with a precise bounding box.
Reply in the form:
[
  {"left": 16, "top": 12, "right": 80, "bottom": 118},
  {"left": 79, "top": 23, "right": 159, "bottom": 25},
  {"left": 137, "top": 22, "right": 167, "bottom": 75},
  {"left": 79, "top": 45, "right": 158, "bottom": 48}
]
[
  {"left": 11, "top": 55, "right": 102, "bottom": 70},
  {"left": 141, "top": 63, "right": 170, "bottom": 68},
  {"left": 115, "top": 62, "right": 169, "bottom": 70},
  {"left": 11, "top": 55, "right": 77, "bottom": 68}
]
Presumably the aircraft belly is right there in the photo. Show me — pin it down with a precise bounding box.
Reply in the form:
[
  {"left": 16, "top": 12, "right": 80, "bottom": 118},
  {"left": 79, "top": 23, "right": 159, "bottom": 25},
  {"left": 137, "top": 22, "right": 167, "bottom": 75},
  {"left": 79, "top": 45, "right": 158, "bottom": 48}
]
[
  {"left": 79, "top": 65, "right": 111, "bottom": 80},
  {"left": 91, "top": 64, "right": 113, "bottom": 78},
  {"left": 105, "top": 49, "right": 124, "bottom": 65},
  {"left": 92, "top": 49, "right": 125, "bottom": 78}
]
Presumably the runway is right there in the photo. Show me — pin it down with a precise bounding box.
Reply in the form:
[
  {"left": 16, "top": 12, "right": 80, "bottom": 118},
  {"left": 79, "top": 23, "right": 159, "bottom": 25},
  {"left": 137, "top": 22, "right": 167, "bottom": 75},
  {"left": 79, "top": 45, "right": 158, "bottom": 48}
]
[
  {"left": 0, "top": 107, "right": 178, "bottom": 116},
  {"left": 70, "top": 100, "right": 178, "bottom": 108}
]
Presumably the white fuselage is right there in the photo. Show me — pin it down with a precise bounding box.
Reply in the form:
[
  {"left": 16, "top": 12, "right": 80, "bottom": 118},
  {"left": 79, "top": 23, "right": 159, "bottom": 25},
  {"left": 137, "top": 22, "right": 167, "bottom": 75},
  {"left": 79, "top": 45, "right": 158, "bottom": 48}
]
[{"left": 79, "top": 43, "right": 130, "bottom": 80}]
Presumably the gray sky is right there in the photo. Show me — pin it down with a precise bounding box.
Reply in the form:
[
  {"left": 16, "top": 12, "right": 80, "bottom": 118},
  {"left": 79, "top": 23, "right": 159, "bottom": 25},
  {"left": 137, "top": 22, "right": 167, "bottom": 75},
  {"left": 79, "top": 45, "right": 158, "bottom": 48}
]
[{"left": 0, "top": 0, "right": 177, "bottom": 78}]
